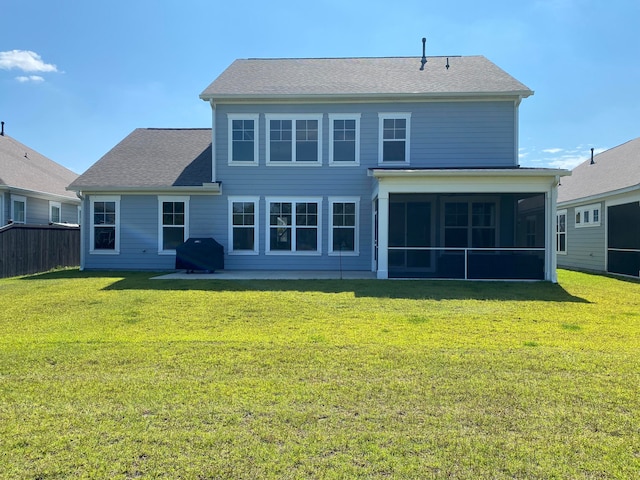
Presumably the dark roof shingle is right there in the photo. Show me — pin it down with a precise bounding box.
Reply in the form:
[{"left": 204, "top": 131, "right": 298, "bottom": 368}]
[
  {"left": 557, "top": 137, "right": 640, "bottom": 203},
  {"left": 200, "top": 56, "right": 533, "bottom": 100},
  {"left": 69, "top": 129, "right": 212, "bottom": 190},
  {"left": 0, "top": 134, "right": 78, "bottom": 199}
]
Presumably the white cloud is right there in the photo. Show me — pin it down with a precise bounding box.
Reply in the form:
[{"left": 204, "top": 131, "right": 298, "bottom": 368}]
[
  {"left": 542, "top": 148, "right": 563, "bottom": 154},
  {"left": 15, "top": 75, "right": 45, "bottom": 83},
  {"left": 0, "top": 50, "right": 58, "bottom": 73}
]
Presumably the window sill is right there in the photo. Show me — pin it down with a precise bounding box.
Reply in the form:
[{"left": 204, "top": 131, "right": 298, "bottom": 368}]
[
  {"left": 229, "top": 251, "right": 259, "bottom": 256},
  {"left": 329, "top": 251, "right": 359, "bottom": 257},
  {"left": 89, "top": 250, "right": 120, "bottom": 255},
  {"left": 266, "top": 251, "right": 322, "bottom": 256}
]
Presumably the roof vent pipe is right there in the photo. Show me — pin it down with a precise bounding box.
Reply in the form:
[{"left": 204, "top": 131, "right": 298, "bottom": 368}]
[
  {"left": 1, "top": 121, "right": 4, "bottom": 136},
  {"left": 420, "top": 37, "right": 427, "bottom": 70},
  {"left": 590, "top": 147, "right": 595, "bottom": 165}
]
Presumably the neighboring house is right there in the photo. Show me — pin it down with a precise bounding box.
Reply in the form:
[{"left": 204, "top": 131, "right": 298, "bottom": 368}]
[
  {"left": 69, "top": 55, "right": 569, "bottom": 280},
  {"left": 557, "top": 138, "right": 640, "bottom": 278},
  {"left": 0, "top": 124, "right": 80, "bottom": 226}
]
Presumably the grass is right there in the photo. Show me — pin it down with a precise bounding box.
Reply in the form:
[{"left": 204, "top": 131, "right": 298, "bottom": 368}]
[{"left": 0, "top": 269, "right": 638, "bottom": 479}]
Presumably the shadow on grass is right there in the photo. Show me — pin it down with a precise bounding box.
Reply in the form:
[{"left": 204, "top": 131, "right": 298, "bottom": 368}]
[{"left": 21, "top": 269, "right": 589, "bottom": 303}]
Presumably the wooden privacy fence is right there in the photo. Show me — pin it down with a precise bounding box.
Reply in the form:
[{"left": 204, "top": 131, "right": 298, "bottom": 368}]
[{"left": 0, "top": 224, "right": 80, "bottom": 278}]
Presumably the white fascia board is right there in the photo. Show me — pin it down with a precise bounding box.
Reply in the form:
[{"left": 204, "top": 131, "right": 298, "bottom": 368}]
[
  {"left": 370, "top": 169, "right": 567, "bottom": 194},
  {"left": 200, "top": 91, "right": 532, "bottom": 105},
  {"left": 558, "top": 184, "right": 640, "bottom": 208},
  {"left": 4, "top": 185, "right": 81, "bottom": 204},
  {"left": 68, "top": 184, "right": 222, "bottom": 196}
]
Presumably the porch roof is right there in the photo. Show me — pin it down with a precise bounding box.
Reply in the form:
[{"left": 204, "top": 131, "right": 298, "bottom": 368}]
[{"left": 369, "top": 167, "right": 570, "bottom": 179}]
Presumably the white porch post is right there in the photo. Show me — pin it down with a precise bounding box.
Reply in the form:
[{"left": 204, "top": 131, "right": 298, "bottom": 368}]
[
  {"left": 210, "top": 101, "right": 217, "bottom": 183},
  {"left": 547, "top": 178, "right": 559, "bottom": 283},
  {"left": 377, "top": 191, "right": 389, "bottom": 279}
]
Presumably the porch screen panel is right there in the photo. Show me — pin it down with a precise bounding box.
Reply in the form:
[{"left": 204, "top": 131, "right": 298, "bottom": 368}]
[{"left": 608, "top": 202, "right": 640, "bottom": 277}]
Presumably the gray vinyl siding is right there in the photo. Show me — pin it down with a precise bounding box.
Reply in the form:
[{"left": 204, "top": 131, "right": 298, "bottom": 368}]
[
  {"left": 215, "top": 101, "right": 517, "bottom": 169},
  {"left": 557, "top": 206, "right": 606, "bottom": 272},
  {"left": 60, "top": 203, "right": 80, "bottom": 224},
  {"left": 80, "top": 192, "right": 372, "bottom": 272},
  {"left": 80, "top": 99, "right": 519, "bottom": 272}
]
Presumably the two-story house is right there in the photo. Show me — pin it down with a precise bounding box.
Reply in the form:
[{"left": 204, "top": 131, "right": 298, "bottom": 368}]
[{"left": 69, "top": 55, "right": 569, "bottom": 280}]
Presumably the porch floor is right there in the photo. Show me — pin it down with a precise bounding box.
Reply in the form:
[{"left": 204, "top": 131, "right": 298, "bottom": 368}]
[{"left": 153, "top": 270, "right": 377, "bottom": 280}]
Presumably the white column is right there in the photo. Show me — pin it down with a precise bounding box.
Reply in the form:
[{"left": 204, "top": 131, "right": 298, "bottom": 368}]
[
  {"left": 547, "top": 178, "right": 559, "bottom": 283},
  {"left": 376, "top": 191, "right": 389, "bottom": 279}
]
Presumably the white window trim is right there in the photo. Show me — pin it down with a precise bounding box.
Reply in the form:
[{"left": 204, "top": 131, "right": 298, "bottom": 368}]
[
  {"left": 227, "top": 114, "right": 259, "bottom": 165},
  {"left": 265, "top": 114, "right": 323, "bottom": 166},
  {"left": 329, "top": 197, "right": 360, "bottom": 256},
  {"left": 49, "top": 201, "right": 62, "bottom": 223},
  {"left": 0, "top": 195, "right": 3, "bottom": 225},
  {"left": 265, "top": 196, "right": 323, "bottom": 255},
  {"left": 378, "top": 112, "right": 411, "bottom": 165},
  {"left": 556, "top": 209, "right": 567, "bottom": 255},
  {"left": 575, "top": 203, "right": 601, "bottom": 228},
  {"left": 439, "top": 196, "right": 500, "bottom": 248},
  {"left": 11, "top": 195, "right": 26, "bottom": 224},
  {"left": 157, "top": 196, "right": 190, "bottom": 255},
  {"left": 228, "top": 196, "right": 259, "bottom": 255},
  {"left": 90, "top": 195, "right": 120, "bottom": 255},
  {"left": 329, "top": 114, "right": 361, "bottom": 166}
]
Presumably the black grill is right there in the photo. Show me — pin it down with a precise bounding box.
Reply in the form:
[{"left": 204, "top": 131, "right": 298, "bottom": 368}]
[{"left": 175, "top": 238, "right": 224, "bottom": 273}]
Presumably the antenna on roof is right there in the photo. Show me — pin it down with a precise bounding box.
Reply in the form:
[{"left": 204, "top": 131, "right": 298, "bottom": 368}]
[
  {"left": 1, "top": 121, "right": 4, "bottom": 136},
  {"left": 420, "top": 37, "right": 427, "bottom": 70},
  {"left": 590, "top": 147, "right": 595, "bottom": 165}
]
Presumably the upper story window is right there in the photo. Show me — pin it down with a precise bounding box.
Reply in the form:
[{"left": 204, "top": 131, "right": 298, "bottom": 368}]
[
  {"left": 378, "top": 113, "right": 411, "bottom": 164},
  {"left": 329, "top": 114, "right": 360, "bottom": 165},
  {"left": 575, "top": 203, "right": 601, "bottom": 228},
  {"left": 556, "top": 209, "right": 567, "bottom": 254},
  {"left": 266, "top": 197, "right": 322, "bottom": 254},
  {"left": 11, "top": 195, "right": 26, "bottom": 224},
  {"left": 158, "top": 196, "right": 189, "bottom": 254},
  {"left": 91, "top": 196, "right": 120, "bottom": 254},
  {"left": 228, "top": 197, "right": 259, "bottom": 255},
  {"left": 228, "top": 114, "right": 259, "bottom": 165},
  {"left": 49, "top": 201, "right": 61, "bottom": 223},
  {"left": 266, "top": 114, "right": 322, "bottom": 165}
]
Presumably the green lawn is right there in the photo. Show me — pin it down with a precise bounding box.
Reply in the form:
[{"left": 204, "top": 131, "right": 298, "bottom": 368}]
[{"left": 0, "top": 269, "right": 638, "bottom": 479}]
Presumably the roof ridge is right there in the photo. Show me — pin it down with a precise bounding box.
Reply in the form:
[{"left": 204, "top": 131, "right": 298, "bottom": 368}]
[{"left": 244, "top": 55, "right": 469, "bottom": 61}]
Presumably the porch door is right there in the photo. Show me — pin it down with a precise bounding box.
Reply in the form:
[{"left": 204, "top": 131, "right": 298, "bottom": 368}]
[
  {"left": 389, "top": 199, "right": 433, "bottom": 275},
  {"left": 608, "top": 202, "right": 640, "bottom": 277}
]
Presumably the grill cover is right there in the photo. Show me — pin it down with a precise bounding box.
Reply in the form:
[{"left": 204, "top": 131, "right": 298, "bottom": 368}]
[{"left": 175, "top": 238, "right": 224, "bottom": 273}]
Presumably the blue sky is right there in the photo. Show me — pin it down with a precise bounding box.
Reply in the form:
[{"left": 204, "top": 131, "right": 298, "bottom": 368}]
[{"left": 1, "top": 0, "right": 639, "bottom": 174}]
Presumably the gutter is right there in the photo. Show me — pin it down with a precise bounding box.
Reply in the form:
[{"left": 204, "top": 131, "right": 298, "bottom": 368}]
[
  {"left": 557, "top": 183, "right": 640, "bottom": 207},
  {"left": 199, "top": 91, "right": 534, "bottom": 104},
  {"left": 65, "top": 183, "right": 222, "bottom": 195},
  {"left": 369, "top": 168, "right": 571, "bottom": 178}
]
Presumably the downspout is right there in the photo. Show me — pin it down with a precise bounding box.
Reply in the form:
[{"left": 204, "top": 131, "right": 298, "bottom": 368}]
[
  {"left": 210, "top": 100, "right": 217, "bottom": 183},
  {"left": 514, "top": 97, "right": 522, "bottom": 166},
  {"left": 76, "top": 191, "right": 85, "bottom": 271}
]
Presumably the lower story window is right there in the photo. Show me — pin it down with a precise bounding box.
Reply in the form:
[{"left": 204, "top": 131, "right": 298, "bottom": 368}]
[
  {"left": 267, "top": 198, "right": 321, "bottom": 253},
  {"left": 443, "top": 200, "right": 497, "bottom": 248},
  {"left": 556, "top": 210, "right": 567, "bottom": 253},
  {"left": 330, "top": 198, "right": 359, "bottom": 254},
  {"left": 50, "top": 201, "right": 61, "bottom": 223},
  {"left": 91, "top": 196, "right": 120, "bottom": 253},
  {"left": 11, "top": 195, "right": 26, "bottom": 224},
  {"left": 159, "top": 196, "right": 189, "bottom": 253},
  {"left": 229, "top": 197, "right": 258, "bottom": 254}
]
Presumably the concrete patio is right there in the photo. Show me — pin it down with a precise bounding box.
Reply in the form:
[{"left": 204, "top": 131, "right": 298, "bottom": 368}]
[{"left": 153, "top": 270, "right": 377, "bottom": 280}]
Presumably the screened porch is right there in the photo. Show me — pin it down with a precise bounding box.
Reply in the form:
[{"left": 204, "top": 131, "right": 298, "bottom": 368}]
[{"left": 380, "top": 192, "right": 547, "bottom": 280}]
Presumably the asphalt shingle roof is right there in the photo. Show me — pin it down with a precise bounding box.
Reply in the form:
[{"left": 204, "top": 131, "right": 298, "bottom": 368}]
[
  {"left": 0, "top": 133, "right": 78, "bottom": 199},
  {"left": 557, "top": 137, "right": 640, "bottom": 204},
  {"left": 200, "top": 56, "right": 533, "bottom": 100},
  {"left": 69, "top": 129, "right": 212, "bottom": 190}
]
